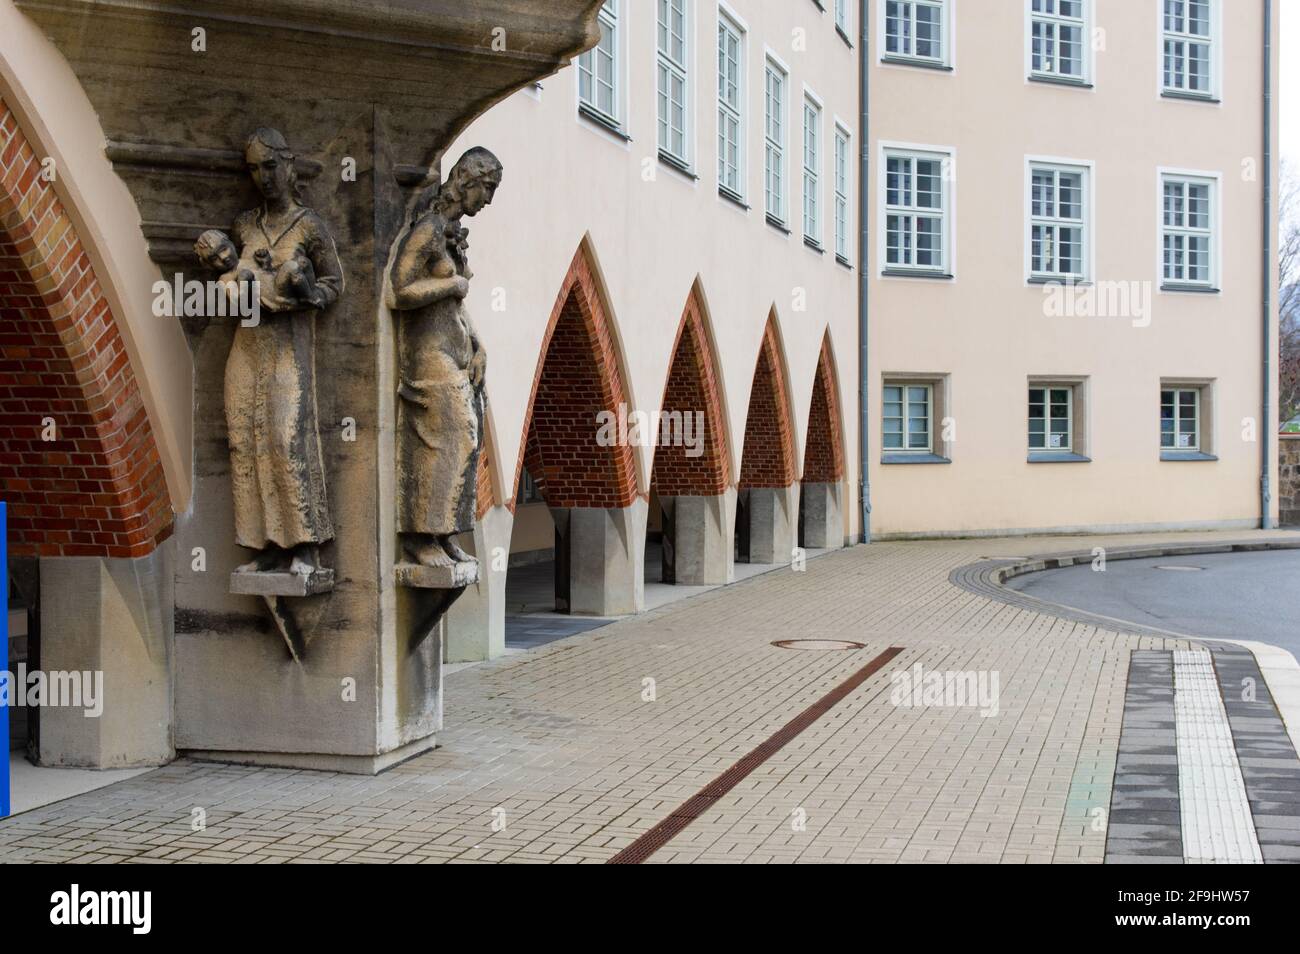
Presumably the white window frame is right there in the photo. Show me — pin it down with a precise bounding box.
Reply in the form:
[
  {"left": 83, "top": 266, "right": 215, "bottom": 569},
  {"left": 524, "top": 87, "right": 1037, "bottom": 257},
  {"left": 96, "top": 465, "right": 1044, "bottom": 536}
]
[
  {"left": 802, "top": 89, "right": 823, "bottom": 246},
  {"left": 1025, "top": 0, "right": 1092, "bottom": 85},
  {"left": 1159, "top": 0, "right": 1221, "bottom": 101},
  {"left": 1025, "top": 157, "right": 1092, "bottom": 283},
  {"left": 1157, "top": 168, "right": 1220, "bottom": 292},
  {"left": 883, "top": 382, "right": 934, "bottom": 454},
  {"left": 764, "top": 53, "right": 789, "bottom": 226},
  {"left": 576, "top": 1, "right": 623, "bottom": 130},
  {"left": 656, "top": 0, "right": 692, "bottom": 169},
  {"left": 716, "top": 7, "right": 746, "bottom": 201},
  {"left": 879, "top": 0, "right": 953, "bottom": 69},
  {"left": 834, "top": 122, "right": 852, "bottom": 263},
  {"left": 878, "top": 142, "right": 954, "bottom": 277},
  {"left": 1028, "top": 384, "right": 1074, "bottom": 453},
  {"left": 834, "top": 0, "right": 851, "bottom": 38},
  {"left": 1160, "top": 386, "right": 1201, "bottom": 452}
]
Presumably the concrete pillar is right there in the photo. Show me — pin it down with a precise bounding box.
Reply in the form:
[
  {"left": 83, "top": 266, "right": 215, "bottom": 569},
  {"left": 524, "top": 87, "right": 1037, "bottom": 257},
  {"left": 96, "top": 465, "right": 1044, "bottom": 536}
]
[
  {"left": 800, "top": 481, "right": 844, "bottom": 549},
  {"left": 445, "top": 505, "right": 512, "bottom": 662},
  {"left": 738, "top": 485, "right": 796, "bottom": 565},
  {"left": 37, "top": 547, "right": 175, "bottom": 768},
  {"left": 561, "top": 500, "right": 646, "bottom": 616},
  {"left": 665, "top": 491, "right": 734, "bottom": 585}
]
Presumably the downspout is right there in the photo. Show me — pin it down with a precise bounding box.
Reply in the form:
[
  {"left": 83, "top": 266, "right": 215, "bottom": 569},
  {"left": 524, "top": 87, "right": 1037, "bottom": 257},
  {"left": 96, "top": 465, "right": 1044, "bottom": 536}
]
[
  {"left": 857, "top": 0, "right": 871, "bottom": 543},
  {"left": 1262, "top": 0, "right": 1274, "bottom": 529}
]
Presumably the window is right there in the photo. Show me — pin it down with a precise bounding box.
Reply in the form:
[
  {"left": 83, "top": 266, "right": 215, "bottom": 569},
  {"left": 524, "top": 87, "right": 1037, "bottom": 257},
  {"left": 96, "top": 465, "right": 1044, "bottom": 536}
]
[
  {"left": 883, "top": 148, "right": 948, "bottom": 273},
  {"left": 1162, "top": 0, "right": 1214, "bottom": 97},
  {"left": 516, "top": 468, "right": 543, "bottom": 505},
  {"left": 1161, "top": 388, "right": 1200, "bottom": 451},
  {"left": 803, "top": 96, "right": 821, "bottom": 244},
  {"left": 1161, "top": 174, "right": 1215, "bottom": 288},
  {"left": 717, "top": 14, "right": 744, "bottom": 198},
  {"left": 1029, "top": 163, "right": 1087, "bottom": 280},
  {"left": 657, "top": 0, "right": 690, "bottom": 167},
  {"left": 834, "top": 127, "right": 851, "bottom": 262},
  {"left": 1028, "top": 386, "right": 1072, "bottom": 452},
  {"left": 883, "top": 1, "right": 947, "bottom": 66},
  {"left": 883, "top": 384, "right": 933, "bottom": 453},
  {"left": 577, "top": 1, "right": 619, "bottom": 125},
  {"left": 834, "top": 0, "right": 850, "bottom": 37},
  {"left": 1029, "top": 0, "right": 1087, "bottom": 82},
  {"left": 764, "top": 59, "right": 787, "bottom": 224}
]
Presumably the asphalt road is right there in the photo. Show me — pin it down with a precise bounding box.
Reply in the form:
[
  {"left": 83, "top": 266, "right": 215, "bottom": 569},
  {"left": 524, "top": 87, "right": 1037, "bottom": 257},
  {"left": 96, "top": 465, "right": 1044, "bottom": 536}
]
[{"left": 1007, "top": 549, "right": 1300, "bottom": 658}]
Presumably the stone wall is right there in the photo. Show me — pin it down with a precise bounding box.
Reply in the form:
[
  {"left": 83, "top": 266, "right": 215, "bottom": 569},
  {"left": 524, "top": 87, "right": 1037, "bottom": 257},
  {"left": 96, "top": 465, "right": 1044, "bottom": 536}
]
[{"left": 1282, "top": 434, "right": 1300, "bottom": 527}]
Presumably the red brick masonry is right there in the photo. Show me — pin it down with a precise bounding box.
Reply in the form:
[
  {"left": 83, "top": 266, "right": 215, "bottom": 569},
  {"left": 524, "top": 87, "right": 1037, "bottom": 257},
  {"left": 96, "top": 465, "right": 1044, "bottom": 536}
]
[
  {"left": 739, "top": 314, "right": 797, "bottom": 490},
  {"left": 802, "top": 334, "right": 845, "bottom": 483}
]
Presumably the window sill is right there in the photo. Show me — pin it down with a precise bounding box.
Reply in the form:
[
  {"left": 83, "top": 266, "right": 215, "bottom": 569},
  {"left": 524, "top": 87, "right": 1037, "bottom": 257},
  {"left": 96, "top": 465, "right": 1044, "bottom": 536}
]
[
  {"left": 804, "top": 236, "right": 824, "bottom": 254},
  {"left": 719, "top": 187, "right": 749, "bottom": 211},
  {"left": 836, "top": 254, "right": 853, "bottom": 270},
  {"left": 1161, "top": 90, "right": 1220, "bottom": 104},
  {"left": 578, "top": 104, "right": 630, "bottom": 141},
  {"left": 1028, "top": 73, "right": 1093, "bottom": 90},
  {"left": 882, "top": 453, "right": 950, "bottom": 465},
  {"left": 658, "top": 151, "right": 698, "bottom": 180},
  {"left": 1027, "top": 275, "right": 1089, "bottom": 286},
  {"left": 836, "top": 25, "right": 854, "bottom": 48},
  {"left": 1161, "top": 283, "right": 1220, "bottom": 294},
  {"left": 1160, "top": 450, "right": 1218, "bottom": 462},
  {"left": 882, "top": 268, "right": 953, "bottom": 280},
  {"left": 1027, "top": 452, "right": 1091, "bottom": 463},
  {"left": 766, "top": 213, "right": 791, "bottom": 235},
  {"left": 880, "top": 55, "right": 952, "bottom": 72}
]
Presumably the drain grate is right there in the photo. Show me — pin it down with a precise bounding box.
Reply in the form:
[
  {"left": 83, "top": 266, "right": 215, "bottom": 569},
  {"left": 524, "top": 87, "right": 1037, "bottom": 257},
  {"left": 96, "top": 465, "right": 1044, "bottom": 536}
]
[
  {"left": 1154, "top": 565, "right": 1205, "bottom": 572},
  {"left": 771, "top": 639, "right": 866, "bottom": 651}
]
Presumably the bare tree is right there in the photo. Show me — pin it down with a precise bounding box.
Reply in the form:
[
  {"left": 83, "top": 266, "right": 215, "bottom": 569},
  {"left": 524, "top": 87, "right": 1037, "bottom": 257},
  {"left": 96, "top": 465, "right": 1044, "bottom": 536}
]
[{"left": 1280, "top": 160, "right": 1300, "bottom": 425}]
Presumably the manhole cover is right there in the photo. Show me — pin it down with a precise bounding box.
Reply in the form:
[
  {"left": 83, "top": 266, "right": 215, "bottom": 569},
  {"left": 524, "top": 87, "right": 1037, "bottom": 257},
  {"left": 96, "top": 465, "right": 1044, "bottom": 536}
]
[
  {"left": 1155, "top": 565, "right": 1205, "bottom": 572},
  {"left": 771, "top": 639, "right": 867, "bottom": 651}
]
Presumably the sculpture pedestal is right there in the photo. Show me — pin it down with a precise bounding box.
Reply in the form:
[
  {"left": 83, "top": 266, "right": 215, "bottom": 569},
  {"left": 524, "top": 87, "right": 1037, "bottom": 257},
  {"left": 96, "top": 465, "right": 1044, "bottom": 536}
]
[
  {"left": 394, "top": 561, "right": 479, "bottom": 590},
  {"left": 229, "top": 568, "right": 335, "bottom": 597}
]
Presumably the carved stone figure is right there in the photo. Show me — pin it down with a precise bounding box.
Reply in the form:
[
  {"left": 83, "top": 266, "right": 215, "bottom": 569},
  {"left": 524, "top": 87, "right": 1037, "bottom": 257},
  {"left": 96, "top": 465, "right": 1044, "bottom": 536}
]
[
  {"left": 388, "top": 147, "right": 501, "bottom": 570},
  {"left": 195, "top": 127, "right": 344, "bottom": 581}
]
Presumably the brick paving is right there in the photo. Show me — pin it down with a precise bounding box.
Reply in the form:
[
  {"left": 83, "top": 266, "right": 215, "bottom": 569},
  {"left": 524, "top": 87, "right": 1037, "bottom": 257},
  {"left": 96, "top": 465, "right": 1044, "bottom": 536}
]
[{"left": 2, "top": 529, "right": 1299, "bottom": 864}]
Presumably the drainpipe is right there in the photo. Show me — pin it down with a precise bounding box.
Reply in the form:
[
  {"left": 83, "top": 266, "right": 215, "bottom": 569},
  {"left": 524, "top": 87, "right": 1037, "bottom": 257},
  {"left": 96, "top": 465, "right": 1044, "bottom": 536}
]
[
  {"left": 857, "top": 0, "right": 871, "bottom": 543},
  {"left": 1261, "top": 0, "right": 1274, "bottom": 529}
]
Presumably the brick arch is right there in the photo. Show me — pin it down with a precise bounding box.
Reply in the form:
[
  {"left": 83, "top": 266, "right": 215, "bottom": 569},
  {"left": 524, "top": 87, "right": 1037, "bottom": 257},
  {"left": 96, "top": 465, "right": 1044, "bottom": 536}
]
[
  {"left": 738, "top": 312, "right": 797, "bottom": 489},
  {"left": 511, "top": 241, "right": 637, "bottom": 511},
  {"left": 648, "top": 283, "right": 731, "bottom": 496},
  {"left": 0, "top": 102, "right": 171, "bottom": 558},
  {"left": 802, "top": 332, "right": 846, "bottom": 483}
]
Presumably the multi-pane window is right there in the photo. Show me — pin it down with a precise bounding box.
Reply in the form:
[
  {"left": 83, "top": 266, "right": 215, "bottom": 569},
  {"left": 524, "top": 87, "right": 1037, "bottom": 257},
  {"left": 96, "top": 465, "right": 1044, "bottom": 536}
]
[
  {"left": 884, "top": 150, "right": 946, "bottom": 272},
  {"left": 1162, "top": 175, "right": 1214, "bottom": 286},
  {"left": 764, "top": 60, "right": 786, "bottom": 223},
  {"left": 577, "top": 1, "right": 619, "bottom": 123},
  {"left": 1029, "top": 164, "right": 1087, "bottom": 280},
  {"left": 834, "top": 0, "right": 850, "bottom": 35},
  {"left": 1028, "top": 386, "right": 1073, "bottom": 451},
  {"left": 1030, "top": 0, "right": 1085, "bottom": 81},
  {"left": 884, "top": 1, "right": 945, "bottom": 64},
  {"left": 884, "top": 384, "right": 933, "bottom": 452},
  {"left": 657, "top": 0, "right": 689, "bottom": 165},
  {"left": 717, "top": 16, "right": 743, "bottom": 198},
  {"left": 1163, "top": 0, "right": 1213, "bottom": 96},
  {"left": 834, "top": 128, "right": 851, "bottom": 261},
  {"left": 1161, "top": 388, "right": 1200, "bottom": 450},
  {"left": 803, "top": 97, "right": 821, "bottom": 244}
]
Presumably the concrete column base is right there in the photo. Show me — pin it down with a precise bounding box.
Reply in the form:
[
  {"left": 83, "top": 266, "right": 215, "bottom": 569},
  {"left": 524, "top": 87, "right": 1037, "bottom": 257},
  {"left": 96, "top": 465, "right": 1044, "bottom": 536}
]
[
  {"left": 444, "top": 505, "right": 513, "bottom": 662},
  {"left": 738, "top": 485, "right": 796, "bottom": 565},
  {"left": 800, "top": 481, "right": 844, "bottom": 549},
  {"left": 36, "top": 547, "right": 175, "bottom": 768},
  {"left": 558, "top": 500, "right": 646, "bottom": 615},
  {"left": 664, "top": 491, "right": 734, "bottom": 585}
]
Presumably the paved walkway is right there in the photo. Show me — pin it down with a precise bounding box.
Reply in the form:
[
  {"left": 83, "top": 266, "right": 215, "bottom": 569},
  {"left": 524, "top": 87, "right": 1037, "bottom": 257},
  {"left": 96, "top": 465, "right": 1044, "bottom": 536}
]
[{"left": 2, "top": 529, "right": 1298, "bottom": 864}]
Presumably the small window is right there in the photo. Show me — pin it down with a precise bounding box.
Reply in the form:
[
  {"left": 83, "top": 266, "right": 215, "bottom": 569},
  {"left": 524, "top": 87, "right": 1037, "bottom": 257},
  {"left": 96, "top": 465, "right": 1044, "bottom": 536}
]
[
  {"left": 834, "top": 127, "right": 851, "bottom": 262},
  {"left": 1162, "top": 0, "right": 1215, "bottom": 98},
  {"left": 516, "top": 468, "right": 544, "bottom": 505},
  {"left": 883, "top": 0, "right": 948, "bottom": 66},
  {"left": 834, "top": 0, "right": 851, "bottom": 37},
  {"left": 1029, "top": 163, "right": 1088, "bottom": 281},
  {"left": 717, "top": 15, "right": 744, "bottom": 199},
  {"left": 1028, "top": 386, "right": 1072, "bottom": 452},
  {"left": 1029, "top": 0, "right": 1087, "bottom": 82},
  {"left": 1161, "top": 174, "right": 1215, "bottom": 288},
  {"left": 884, "top": 148, "right": 948, "bottom": 273},
  {"left": 764, "top": 59, "right": 787, "bottom": 224},
  {"left": 577, "top": 1, "right": 620, "bottom": 126},
  {"left": 802, "top": 96, "right": 822, "bottom": 245},
  {"left": 883, "top": 383, "right": 933, "bottom": 452},
  {"left": 1161, "top": 388, "right": 1200, "bottom": 451},
  {"left": 657, "top": 0, "right": 690, "bottom": 167}
]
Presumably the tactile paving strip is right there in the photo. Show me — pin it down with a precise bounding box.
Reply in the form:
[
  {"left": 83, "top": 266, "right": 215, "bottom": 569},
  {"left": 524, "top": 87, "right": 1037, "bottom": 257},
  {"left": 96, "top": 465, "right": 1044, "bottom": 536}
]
[{"left": 1172, "top": 649, "right": 1263, "bottom": 864}]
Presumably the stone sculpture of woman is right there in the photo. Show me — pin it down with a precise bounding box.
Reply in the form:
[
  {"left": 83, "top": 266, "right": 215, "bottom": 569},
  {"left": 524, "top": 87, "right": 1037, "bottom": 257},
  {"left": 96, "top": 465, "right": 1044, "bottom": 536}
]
[
  {"left": 387, "top": 147, "right": 502, "bottom": 569},
  {"left": 195, "top": 127, "right": 344, "bottom": 579}
]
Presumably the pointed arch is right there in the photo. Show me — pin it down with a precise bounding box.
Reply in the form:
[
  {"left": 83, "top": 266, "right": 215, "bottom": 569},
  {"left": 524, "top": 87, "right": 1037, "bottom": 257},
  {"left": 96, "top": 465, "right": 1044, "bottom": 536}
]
[
  {"left": 802, "top": 331, "right": 846, "bottom": 483},
  {"left": 738, "top": 311, "right": 797, "bottom": 489},
  {"left": 510, "top": 239, "right": 638, "bottom": 511},
  {"left": 475, "top": 403, "right": 502, "bottom": 518},
  {"left": 649, "top": 280, "right": 731, "bottom": 496}
]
